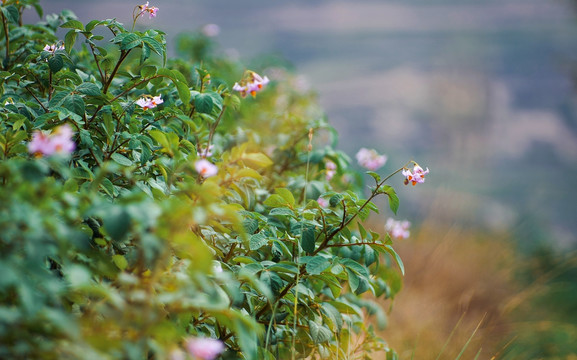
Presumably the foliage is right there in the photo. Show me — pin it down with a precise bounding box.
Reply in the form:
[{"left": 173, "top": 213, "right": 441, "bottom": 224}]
[{"left": 0, "top": 1, "right": 419, "bottom": 358}]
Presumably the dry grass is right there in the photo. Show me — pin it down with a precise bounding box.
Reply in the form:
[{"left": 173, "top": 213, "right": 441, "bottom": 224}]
[{"left": 377, "top": 221, "right": 519, "bottom": 359}]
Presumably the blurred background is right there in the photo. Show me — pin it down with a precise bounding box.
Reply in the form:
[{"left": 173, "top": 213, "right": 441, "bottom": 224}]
[{"left": 29, "top": 0, "right": 577, "bottom": 358}]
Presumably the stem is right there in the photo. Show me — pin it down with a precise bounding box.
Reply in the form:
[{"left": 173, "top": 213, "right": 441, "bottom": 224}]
[
  {"left": 24, "top": 87, "right": 48, "bottom": 112},
  {"left": 205, "top": 105, "right": 227, "bottom": 150},
  {"left": 89, "top": 43, "right": 105, "bottom": 84},
  {"left": 103, "top": 50, "right": 131, "bottom": 94}
]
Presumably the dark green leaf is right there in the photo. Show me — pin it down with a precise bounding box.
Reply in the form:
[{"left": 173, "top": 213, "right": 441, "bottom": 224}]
[
  {"left": 194, "top": 93, "right": 213, "bottom": 114},
  {"left": 63, "top": 94, "right": 85, "bottom": 115},
  {"left": 103, "top": 207, "right": 131, "bottom": 242},
  {"left": 1, "top": 6, "right": 19, "bottom": 24},
  {"left": 301, "top": 226, "right": 315, "bottom": 254},
  {"left": 120, "top": 33, "right": 142, "bottom": 51},
  {"left": 48, "top": 55, "right": 64, "bottom": 73},
  {"left": 76, "top": 82, "right": 101, "bottom": 96},
  {"left": 306, "top": 256, "right": 330, "bottom": 275}
]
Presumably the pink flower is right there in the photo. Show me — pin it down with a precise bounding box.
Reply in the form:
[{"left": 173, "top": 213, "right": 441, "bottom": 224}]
[
  {"left": 355, "top": 148, "right": 387, "bottom": 171},
  {"left": 233, "top": 71, "right": 270, "bottom": 98},
  {"left": 385, "top": 218, "right": 410, "bottom": 240},
  {"left": 402, "top": 165, "right": 429, "bottom": 186},
  {"left": 136, "top": 95, "right": 162, "bottom": 110},
  {"left": 28, "top": 124, "right": 75, "bottom": 157},
  {"left": 195, "top": 159, "right": 218, "bottom": 178},
  {"left": 185, "top": 337, "right": 225, "bottom": 360},
  {"left": 43, "top": 44, "right": 64, "bottom": 54},
  {"left": 317, "top": 197, "right": 329, "bottom": 208},
  {"left": 325, "top": 160, "right": 337, "bottom": 181},
  {"left": 138, "top": 2, "right": 159, "bottom": 19}
]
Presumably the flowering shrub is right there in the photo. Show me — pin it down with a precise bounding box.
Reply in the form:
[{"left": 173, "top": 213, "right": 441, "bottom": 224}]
[{"left": 0, "top": 1, "right": 428, "bottom": 359}]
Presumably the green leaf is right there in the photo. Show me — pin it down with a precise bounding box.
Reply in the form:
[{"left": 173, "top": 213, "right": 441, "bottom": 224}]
[
  {"left": 142, "top": 36, "right": 164, "bottom": 55},
  {"left": 140, "top": 65, "right": 157, "bottom": 79},
  {"left": 309, "top": 321, "right": 332, "bottom": 344},
  {"left": 367, "top": 171, "right": 381, "bottom": 183},
  {"left": 260, "top": 271, "right": 283, "bottom": 295},
  {"left": 112, "top": 254, "right": 128, "bottom": 270},
  {"left": 60, "top": 20, "right": 84, "bottom": 30},
  {"left": 275, "top": 188, "right": 295, "bottom": 207},
  {"left": 1, "top": 6, "right": 19, "bottom": 24},
  {"left": 385, "top": 245, "right": 405, "bottom": 275},
  {"left": 65, "top": 30, "right": 78, "bottom": 52},
  {"left": 120, "top": 33, "right": 142, "bottom": 51},
  {"left": 103, "top": 207, "right": 131, "bottom": 242},
  {"left": 263, "top": 194, "right": 287, "bottom": 208},
  {"left": 194, "top": 93, "right": 213, "bottom": 113},
  {"left": 110, "top": 153, "right": 133, "bottom": 166},
  {"left": 329, "top": 193, "right": 343, "bottom": 207},
  {"left": 301, "top": 226, "right": 315, "bottom": 254},
  {"left": 85, "top": 20, "right": 102, "bottom": 32},
  {"left": 176, "top": 81, "right": 191, "bottom": 104},
  {"left": 306, "top": 256, "right": 331, "bottom": 275},
  {"left": 382, "top": 185, "right": 399, "bottom": 214},
  {"left": 48, "top": 55, "right": 64, "bottom": 73},
  {"left": 76, "top": 82, "right": 101, "bottom": 96},
  {"left": 63, "top": 94, "right": 85, "bottom": 115},
  {"left": 249, "top": 233, "right": 267, "bottom": 251},
  {"left": 269, "top": 208, "right": 295, "bottom": 217},
  {"left": 242, "top": 218, "right": 259, "bottom": 234}
]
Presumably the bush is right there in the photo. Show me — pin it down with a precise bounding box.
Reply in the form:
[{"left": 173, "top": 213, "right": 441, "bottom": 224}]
[{"left": 0, "top": 1, "right": 428, "bottom": 359}]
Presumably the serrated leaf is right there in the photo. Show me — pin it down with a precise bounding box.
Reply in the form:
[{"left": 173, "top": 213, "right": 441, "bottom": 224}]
[
  {"left": 249, "top": 233, "right": 267, "bottom": 251},
  {"left": 110, "top": 153, "right": 133, "bottom": 166}
]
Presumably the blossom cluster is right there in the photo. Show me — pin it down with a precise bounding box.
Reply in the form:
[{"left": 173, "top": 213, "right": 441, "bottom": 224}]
[
  {"left": 402, "top": 164, "right": 429, "bottom": 186},
  {"left": 232, "top": 71, "right": 270, "bottom": 97},
  {"left": 43, "top": 44, "right": 64, "bottom": 54},
  {"left": 385, "top": 218, "right": 410, "bottom": 240},
  {"left": 136, "top": 95, "right": 163, "bottom": 110},
  {"left": 356, "top": 148, "right": 387, "bottom": 171},
  {"left": 28, "top": 124, "right": 75, "bottom": 157},
  {"left": 137, "top": 1, "right": 159, "bottom": 19}
]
